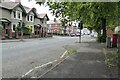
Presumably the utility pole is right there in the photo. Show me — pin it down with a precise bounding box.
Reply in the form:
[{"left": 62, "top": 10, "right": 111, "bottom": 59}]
[{"left": 78, "top": 21, "right": 83, "bottom": 43}]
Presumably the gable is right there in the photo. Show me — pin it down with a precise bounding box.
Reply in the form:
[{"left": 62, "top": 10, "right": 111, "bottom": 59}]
[
  {"left": 28, "top": 11, "right": 34, "bottom": 15},
  {"left": 13, "top": 5, "right": 23, "bottom": 12}
]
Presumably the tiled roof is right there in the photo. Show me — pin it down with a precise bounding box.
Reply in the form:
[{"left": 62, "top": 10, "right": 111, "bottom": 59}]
[
  {"left": 39, "top": 13, "right": 46, "bottom": 19},
  {"left": 23, "top": 6, "right": 32, "bottom": 13},
  {"left": 0, "top": 2, "right": 19, "bottom": 10},
  {"left": 47, "top": 20, "right": 61, "bottom": 25},
  {"left": 38, "top": 13, "right": 49, "bottom": 20}
]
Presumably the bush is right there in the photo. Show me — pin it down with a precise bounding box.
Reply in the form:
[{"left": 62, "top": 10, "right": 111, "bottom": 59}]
[
  {"left": 97, "top": 35, "right": 106, "bottom": 43},
  {"left": 107, "top": 52, "right": 120, "bottom": 67},
  {"left": 23, "top": 26, "right": 32, "bottom": 35}
]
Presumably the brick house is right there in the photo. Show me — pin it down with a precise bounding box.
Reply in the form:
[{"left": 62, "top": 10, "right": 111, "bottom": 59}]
[{"left": 47, "top": 18, "right": 62, "bottom": 34}]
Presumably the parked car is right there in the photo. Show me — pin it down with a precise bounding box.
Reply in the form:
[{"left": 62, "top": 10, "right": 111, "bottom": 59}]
[
  {"left": 90, "top": 31, "right": 98, "bottom": 37},
  {"left": 76, "top": 33, "right": 80, "bottom": 36},
  {"left": 70, "top": 33, "right": 76, "bottom": 37},
  {"left": 82, "top": 28, "right": 90, "bottom": 35}
]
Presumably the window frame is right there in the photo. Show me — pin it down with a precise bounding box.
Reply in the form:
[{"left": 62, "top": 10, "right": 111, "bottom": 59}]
[
  {"left": 26, "top": 15, "right": 34, "bottom": 22},
  {"left": 12, "top": 23, "right": 18, "bottom": 32},
  {"left": 12, "top": 11, "right": 22, "bottom": 20}
]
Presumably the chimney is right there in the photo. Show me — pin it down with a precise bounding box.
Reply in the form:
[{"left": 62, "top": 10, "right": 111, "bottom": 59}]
[
  {"left": 54, "top": 18, "right": 56, "bottom": 22},
  {"left": 15, "top": 0, "right": 21, "bottom": 3}
]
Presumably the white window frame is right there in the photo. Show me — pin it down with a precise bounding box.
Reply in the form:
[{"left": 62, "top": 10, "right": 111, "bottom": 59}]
[
  {"left": 12, "top": 11, "right": 22, "bottom": 20},
  {"left": 12, "top": 23, "right": 18, "bottom": 32},
  {"left": 26, "top": 15, "right": 34, "bottom": 22}
]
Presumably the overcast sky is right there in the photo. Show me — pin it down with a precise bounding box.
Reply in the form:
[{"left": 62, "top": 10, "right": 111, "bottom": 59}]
[{"left": 10, "top": 0, "right": 55, "bottom": 20}]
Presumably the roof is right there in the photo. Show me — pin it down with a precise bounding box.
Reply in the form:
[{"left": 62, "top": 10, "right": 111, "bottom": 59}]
[
  {"left": 47, "top": 20, "right": 61, "bottom": 25},
  {"left": 0, "top": 2, "right": 26, "bottom": 14},
  {"left": 23, "top": 6, "right": 32, "bottom": 13},
  {"left": 0, "top": 2, "right": 19, "bottom": 10},
  {"left": 38, "top": 13, "right": 49, "bottom": 21}
]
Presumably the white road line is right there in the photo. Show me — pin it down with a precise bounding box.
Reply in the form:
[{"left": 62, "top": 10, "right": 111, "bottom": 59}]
[
  {"left": 21, "top": 50, "right": 68, "bottom": 78},
  {"left": 22, "top": 59, "right": 58, "bottom": 78},
  {"left": 38, "top": 55, "right": 70, "bottom": 78},
  {"left": 60, "top": 50, "right": 68, "bottom": 58}
]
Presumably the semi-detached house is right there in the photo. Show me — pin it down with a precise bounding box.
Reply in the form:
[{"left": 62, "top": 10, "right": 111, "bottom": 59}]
[{"left": 0, "top": 1, "right": 49, "bottom": 40}]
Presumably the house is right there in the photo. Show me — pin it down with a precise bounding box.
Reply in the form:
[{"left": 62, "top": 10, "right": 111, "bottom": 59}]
[
  {"left": 23, "top": 6, "right": 41, "bottom": 38},
  {"left": 0, "top": 1, "right": 26, "bottom": 39},
  {"left": 38, "top": 13, "right": 49, "bottom": 37},
  {"left": 0, "top": 0, "right": 49, "bottom": 39},
  {"left": 47, "top": 18, "right": 62, "bottom": 35}
]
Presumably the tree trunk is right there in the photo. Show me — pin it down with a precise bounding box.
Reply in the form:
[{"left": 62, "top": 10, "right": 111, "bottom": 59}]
[
  {"left": 102, "top": 16, "right": 106, "bottom": 41},
  {"left": 118, "top": 34, "right": 120, "bottom": 53}
]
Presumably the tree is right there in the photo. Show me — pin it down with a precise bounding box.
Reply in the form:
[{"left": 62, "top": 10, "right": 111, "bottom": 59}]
[{"left": 36, "top": 1, "right": 119, "bottom": 37}]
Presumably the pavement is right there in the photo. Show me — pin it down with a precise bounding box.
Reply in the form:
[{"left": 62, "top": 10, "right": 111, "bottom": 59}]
[
  {"left": 41, "top": 41, "right": 119, "bottom": 78},
  {"left": 1, "top": 37, "right": 52, "bottom": 43}
]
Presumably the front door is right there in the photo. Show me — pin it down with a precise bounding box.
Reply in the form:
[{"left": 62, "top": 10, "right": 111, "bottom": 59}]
[{"left": 2, "top": 23, "right": 9, "bottom": 38}]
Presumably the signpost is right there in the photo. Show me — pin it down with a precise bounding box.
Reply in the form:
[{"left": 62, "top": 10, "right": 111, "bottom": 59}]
[
  {"left": 19, "top": 20, "right": 25, "bottom": 41},
  {"left": 78, "top": 21, "right": 83, "bottom": 43}
]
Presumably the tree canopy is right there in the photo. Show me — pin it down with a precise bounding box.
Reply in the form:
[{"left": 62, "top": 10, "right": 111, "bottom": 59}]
[{"left": 36, "top": 1, "right": 119, "bottom": 34}]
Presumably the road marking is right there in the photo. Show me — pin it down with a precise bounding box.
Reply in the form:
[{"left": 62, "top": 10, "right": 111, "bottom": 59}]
[
  {"left": 60, "top": 50, "right": 68, "bottom": 58},
  {"left": 22, "top": 69, "right": 34, "bottom": 77},
  {"left": 21, "top": 59, "right": 58, "bottom": 78},
  {"left": 34, "top": 60, "right": 57, "bottom": 69},
  {"left": 38, "top": 54, "right": 69, "bottom": 78},
  {"left": 21, "top": 50, "right": 68, "bottom": 78}
]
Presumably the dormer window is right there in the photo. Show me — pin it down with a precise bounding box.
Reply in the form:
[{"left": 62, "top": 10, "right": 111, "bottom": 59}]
[
  {"left": 13, "top": 11, "right": 16, "bottom": 18},
  {"left": 18, "top": 12, "right": 21, "bottom": 19},
  {"left": 12, "top": 11, "right": 22, "bottom": 20},
  {"left": 26, "top": 15, "right": 34, "bottom": 22}
]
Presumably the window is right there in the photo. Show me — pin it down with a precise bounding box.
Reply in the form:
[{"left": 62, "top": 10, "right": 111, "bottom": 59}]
[
  {"left": 27, "top": 16, "right": 29, "bottom": 21},
  {"left": 13, "top": 11, "right": 22, "bottom": 19},
  {"left": 13, "top": 24, "right": 16, "bottom": 31},
  {"left": 12, "top": 24, "right": 17, "bottom": 32},
  {"left": 30, "top": 16, "right": 33, "bottom": 21},
  {"left": 26, "top": 15, "right": 34, "bottom": 22},
  {"left": 18, "top": 12, "right": 21, "bottom": 19},
  {"left": 13, "top": 11, "right": 16, "bottom": 18}
]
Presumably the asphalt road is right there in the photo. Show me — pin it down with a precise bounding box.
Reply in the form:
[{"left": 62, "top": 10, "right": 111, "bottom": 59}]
[{"left": 2, "top": 35, "right": 95, "bottom": 78}]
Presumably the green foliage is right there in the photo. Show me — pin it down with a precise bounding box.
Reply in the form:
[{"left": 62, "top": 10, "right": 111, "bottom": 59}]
[
  {"left": 68, "top": 49, "right": 76, "bottom": 55},
  {"left": 97, "top": 35, "right": 106, "bottom": 43},
  {"left": 107, "top": 52, "right": 120, "bottom": 67},
  {"left": 45, "top": 2, "right": 119, "bottom": 33},
  {"left": 23, "top": 26, "right": 32, "bottom": 35},
  {"left": 17, "top": 25, "right": 21, "bottom": 31}
]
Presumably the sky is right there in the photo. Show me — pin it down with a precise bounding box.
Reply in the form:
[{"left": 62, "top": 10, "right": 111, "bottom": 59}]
[{"left": 10, "top": 0, "right": 55, "bottom": 20}]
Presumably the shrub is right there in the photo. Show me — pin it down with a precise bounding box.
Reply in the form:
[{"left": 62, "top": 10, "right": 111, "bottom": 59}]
[
  {"left": 23, "top": 26, "right": 32, "bottom": 35},
  {"left": 107, "top": 52, "right": 120, "bottom": 67},
  {"left": 97, "top": 35, "right": 106, "bottom": 43}
]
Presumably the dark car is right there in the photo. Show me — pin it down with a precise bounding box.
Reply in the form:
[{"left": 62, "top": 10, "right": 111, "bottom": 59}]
[{"left": 70, "top": 33, "right": 76, "bottom": 37}]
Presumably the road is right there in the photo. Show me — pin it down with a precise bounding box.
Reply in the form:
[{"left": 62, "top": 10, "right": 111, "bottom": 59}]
[{"left": 2, "top": 35, "right": 95, "bottom": 78}]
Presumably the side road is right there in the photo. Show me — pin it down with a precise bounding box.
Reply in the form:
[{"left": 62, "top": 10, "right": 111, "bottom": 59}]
[{"left": 41, "top": 41, "right": 119, "bottom": 78}]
